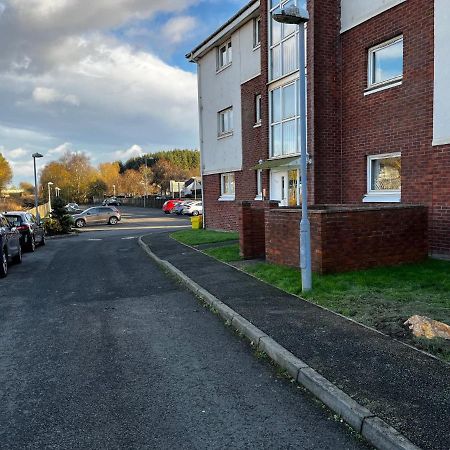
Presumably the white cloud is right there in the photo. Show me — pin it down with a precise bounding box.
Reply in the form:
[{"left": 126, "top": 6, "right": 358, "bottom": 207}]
[
  {"left": 33, "top": 87, "right": 80, "bottom": 106},
  {"left": 48, "top": 142, "right": 73, "bottom": 156},
  {"left": 162, "top": 16, "right": 198, "bottom": 44},
  {"left": 113, "top": 144, "right": 144, "bottom": 161},
  {"left": 6, "top": 147, "right": 27, "bottom": 159}
]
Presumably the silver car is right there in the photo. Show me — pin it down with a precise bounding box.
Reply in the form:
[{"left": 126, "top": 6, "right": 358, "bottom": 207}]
[{"left": 73, "top": 207, "right": 121, "bottom": 228}]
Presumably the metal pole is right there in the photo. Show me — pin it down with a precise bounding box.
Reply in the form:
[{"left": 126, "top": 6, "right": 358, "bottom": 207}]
[
  {"left": 298, "top": 23, "right": 312, "bottom": 292},
  {"left": 33, "top": 157, "right": 39, "bottom": 221},
  {"left": 48, "top": 184, "right": 52, "bottom": 211}
]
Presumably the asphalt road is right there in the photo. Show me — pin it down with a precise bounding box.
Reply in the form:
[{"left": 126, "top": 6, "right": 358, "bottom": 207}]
[{"left": 0, "top": 207, "right": 369, "bottom": 449}]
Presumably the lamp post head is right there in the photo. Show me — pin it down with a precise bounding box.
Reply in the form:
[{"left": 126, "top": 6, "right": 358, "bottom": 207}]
[
  {"left": 273, "top": 4, "right": 309, "bottom": 24},
  {"left": 48, "top": 182, "right": 54, "bottom": 186},
  {"left": 32, "top": 152, "right": 44, "bottom": 159}
]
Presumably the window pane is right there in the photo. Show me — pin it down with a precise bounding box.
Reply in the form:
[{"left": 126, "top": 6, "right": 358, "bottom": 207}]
[
  {"left": 230, "top": 175, "right": 235, "bottom": 194},
  {"left": 282, "top": 0, "right": 297, "bottom": 38},
  {"left": 271, "top": 44, "right": 281, "bottom": 79},
  {"left": 228, "top": 43, "right": 232, "bottom": 64},
  {"left": 282, "top": 120, "right": 296, "bottom": 155},
  {"left": 272, "top": 124, "right": 282, "bottom": 156},
  {"left": 271, "top": 9, "right": 282, "bottom": 45},
  {"left": 228, "top": 109, "right": 233, "bottom": 131},
  {"left": 371, "top": 157, "right": 401, "bottom": 190},
  {"left": 282, "top": 35, "right": 298, "bottom": 75},
  {"left": 271, "top": 88, "right": 281, "bottom": 123},
  {"left": 373, "top": 39, "right": 403, "bottom": 84},
  {"left": 283, "top": 83, "right": 296, "bottom": 119}
]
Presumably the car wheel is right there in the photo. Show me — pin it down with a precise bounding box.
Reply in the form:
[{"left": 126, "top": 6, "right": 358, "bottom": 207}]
[
  {"left": 75, "top": 219, "right": 85, "bottom": 228},
  {"left": 109, "top": 217, "right": 118, "bottom": 225},
  {"left": 192, "top": 210, "right": 199, "bottom": 216},
  {"left": 12, "top": 245, "right": 22, "bottom": 264},
  {"left": 164, "top": 211, "right": 170, "bottom": 214},
  {"left": 0, "top": 248, "right": 7, "bottom": 278},
  {"left": 28, "top": 235, "right": 36, "bottom": 252}
]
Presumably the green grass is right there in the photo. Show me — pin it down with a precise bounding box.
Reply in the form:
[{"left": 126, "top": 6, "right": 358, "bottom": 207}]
[
  {"left": 244, "top": 259, "right": 450, "bottom": 362},
  {"left": 171, "top": 229, "right": 238, "bottom": 246},
  {"left": 205, "top": 244, "right": 242, "bottom": 263}
]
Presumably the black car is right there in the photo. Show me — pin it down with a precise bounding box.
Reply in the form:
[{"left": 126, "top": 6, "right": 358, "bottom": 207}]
[
  {"left": 5, "top": 211, "right": 45, "bottom": 252},
  {"left": 0, "top": 213, "right": 22, "bottom": 278}
]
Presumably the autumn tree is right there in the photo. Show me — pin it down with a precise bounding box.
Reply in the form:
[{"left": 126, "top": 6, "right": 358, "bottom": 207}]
[
  {"left": 120, "top": 169, "right": 142, "bottom": 196},
  {"left": 61, "top": 152, "right": 97, "bottom": 202},
  {"left": 40, "top": 161, "right": 71, "bottom": 201},
  {"left": 152, "top": 159, "right": 188, "bottom": 194},
  {"left": 87, "top": 179, "right": 108, "bottom": 200},
  {"left": 99, "top": 162, "right": 121, "bottom": 195},
  {"left": 0, "top": 153, "right": 13, "bottom": 194},
  {"left": 19, "top": 182, "right": 35, "bottom": 195}
]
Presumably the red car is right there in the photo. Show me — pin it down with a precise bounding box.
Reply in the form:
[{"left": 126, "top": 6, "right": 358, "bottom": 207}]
[{"left": 162, "top": 199, "right": 182, "bottom": 214}]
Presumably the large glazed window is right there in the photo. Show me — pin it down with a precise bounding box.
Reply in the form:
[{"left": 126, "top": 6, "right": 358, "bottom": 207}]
[
  {"left": 218, "top": 107, "right": 233, "bottom": 137},
  {"left": 269, "top": 0, "right": 306, "bottom": 81},
  {"left": 217, "top": 40, "right": 232, "bottom": 71},
  {"left": 220, "top": 173, "right": 236, "bottom": 200},
  {"left": 368, "top": 36, "right": 403, "bottom": 89},
  {"left": 270, "top": 80, "right": 302, "bottom": 157}
]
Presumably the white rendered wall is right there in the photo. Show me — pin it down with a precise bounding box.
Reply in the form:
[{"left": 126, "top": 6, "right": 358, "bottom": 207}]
[
  {"left": 433, "top": 0, "right": 450, "bottom": 146},
  {"left": 341, "top": 0, "right": 407, "bottom": 32},
  {"left": 198, "top": 19, "right": 260, "bottom": 175}
]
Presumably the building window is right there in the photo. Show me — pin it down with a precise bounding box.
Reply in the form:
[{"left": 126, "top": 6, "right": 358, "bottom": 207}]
[
  {"left": 220, "top": 173, "right": 236, "bottom": 200},
  {"left": 364, "top": 153, "right": 401, "bottom": 202},
  {"left": 217, "top": 40, "right": 232, "bottom": 70},
  {"left": 255, "top": 94, "right": 262, "bottom": 124},
  {"left": 218, "top": 107, "right": 233, "bottom": 137},
  {"left": 256, "top": 169, "right": 263, "bottom": 199},
  {"left": 368, "top": 36, "right": 403, "bottom": 89},
  {"left": 269, "top": 0, "right": 306, "bottom": 81},
  {"left": 270, "top": 80, "right": 302, "bottom": 157},
  {"left": 254, "top": 17, "right": 261, "bottom": 48}
]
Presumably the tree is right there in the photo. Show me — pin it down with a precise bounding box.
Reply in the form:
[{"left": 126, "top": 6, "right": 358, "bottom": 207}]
[
  {"left": 48, "top": 197, "right": 73, "bottom": 235},
  {"left": 62, "top": 152, "right": 97, "bottom": 202},
  {"left": 87, "top": 179, "right": 108, "bottom": 200},
  {"left": 19, "top": 182, "right": 35, "bottom": 195},
  {"left": 152, "top": 158, "right": 188, "bottom": 193},
  {"left": 120, "top": 169, "right": 142, "bottom": 196},
  {"left": 99, "top": 162, "right": 121, "bottom": 195},
  {"left": 0, "top": 153, "right": 13, "bottom": 194}
]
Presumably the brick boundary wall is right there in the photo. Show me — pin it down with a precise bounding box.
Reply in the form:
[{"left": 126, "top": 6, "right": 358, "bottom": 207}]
[{"left": 265, "top": 205, "right": 428, "bottom": 274}]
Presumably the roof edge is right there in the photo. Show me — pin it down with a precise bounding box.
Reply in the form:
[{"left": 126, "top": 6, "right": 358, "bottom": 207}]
[{"left": 186, "top": 0, "right": 259, "bottom": 62}]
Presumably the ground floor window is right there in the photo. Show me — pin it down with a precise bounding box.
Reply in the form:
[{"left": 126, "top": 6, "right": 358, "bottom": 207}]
[
  {"left": 220, "top": 172, "right": 235, "bottom": 201},
  {"left": 255, "top": 169, "right": 263, "bottom": 200},
  {"left": 364, "top": 152, "right": 401, "bottom": 202}
]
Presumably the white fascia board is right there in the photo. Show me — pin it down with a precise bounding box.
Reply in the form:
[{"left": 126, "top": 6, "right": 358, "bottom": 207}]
[
  {"left": 340, "top": 0, "right": 407, "bottom": 34},
  {"left": 188, "top": 1, "right": 260, "bottom": 61},
  {"left": 203, "top": 167, "right": 242, "bottom": 176}
]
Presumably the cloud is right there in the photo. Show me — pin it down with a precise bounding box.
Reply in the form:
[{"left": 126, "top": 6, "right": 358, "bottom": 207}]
[
  {"left": 6, "top": 147, "right": 27, "bottom": 159},
  {"left": 33, "top": 87, "right": 80, "bottom": 106},
  {"left": 113, "top": 144, "right": 144, "bottom": 161},
  {"left": 48, "top": 142, "right": 73, "bottom": 156},
  {"left": 161, "top": 16, "right": 198, "bottom": 44}
]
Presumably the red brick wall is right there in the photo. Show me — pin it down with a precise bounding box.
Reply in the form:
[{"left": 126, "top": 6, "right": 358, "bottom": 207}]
[
  {"left": 335, "top": 0, "right": 450, "bottom": 257},
  {"left": 266, "top": 205, "right": 428, "bottom": 274}
]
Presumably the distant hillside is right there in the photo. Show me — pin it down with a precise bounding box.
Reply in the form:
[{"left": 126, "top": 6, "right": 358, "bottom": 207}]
[{"left": 121, "top": 149, "right": 200, "bottom": 172}]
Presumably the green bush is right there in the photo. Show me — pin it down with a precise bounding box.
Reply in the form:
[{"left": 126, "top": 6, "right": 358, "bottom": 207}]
[{"left": 49, "top": 197, "right": 74, "bottom": 234}]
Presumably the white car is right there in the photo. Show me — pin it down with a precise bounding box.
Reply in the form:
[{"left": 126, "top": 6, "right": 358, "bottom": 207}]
[{"left": 182, "top": 201, "right": 203, "bottom": 216}]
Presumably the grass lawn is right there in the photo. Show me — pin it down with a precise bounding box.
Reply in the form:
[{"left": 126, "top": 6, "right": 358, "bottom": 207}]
[
  {"left": 171, "top": 229, "right": 239, "bottom": 246},
  {"left": 243, "top": 259, "right": 450, "bottom": 362},
  {"left": 204, "top": 244, "right": 241, "bottom": 263}
]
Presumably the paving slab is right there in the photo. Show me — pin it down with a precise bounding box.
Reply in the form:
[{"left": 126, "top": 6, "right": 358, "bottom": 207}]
[{"left": 142, "top": 233, "right": 450, "bottom": 450}]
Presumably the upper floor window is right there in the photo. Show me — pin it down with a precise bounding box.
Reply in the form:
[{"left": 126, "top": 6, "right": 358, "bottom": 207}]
[
  {"left": 270, "top": 80, "right": 302, "bottom": 157},
  {"left": 364, "top": 153, "right": 401, "bottom": 202},
  {"left": 254, "top": 17, "right": 261, "bottom": 48},
  {"left": 255, "top": 94, "right": 262, "bottom": 125},
  {"left": 218, "top": 107, "right": 233, "bottom": 137},
  {"left": 368, "top": 36, "right": 403, "bottom": 90},
  {"left": 269, "top": 0, "right": 306, "bottom": 81},
  {"left": 217, "top": 40, "right": 232, "bottom": 70}
]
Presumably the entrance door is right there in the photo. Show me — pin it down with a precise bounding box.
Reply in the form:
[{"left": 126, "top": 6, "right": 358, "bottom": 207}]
[{"left": 288, "top": 170, "right": 298, "bottom": 207}]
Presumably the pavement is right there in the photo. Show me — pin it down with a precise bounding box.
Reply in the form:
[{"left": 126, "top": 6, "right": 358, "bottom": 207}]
[
  {"left": 0, "top": 207, "right": 370, "bottom": 449},
  {"left": 141, "top": 232, "right": 450, "bottom": 450}
]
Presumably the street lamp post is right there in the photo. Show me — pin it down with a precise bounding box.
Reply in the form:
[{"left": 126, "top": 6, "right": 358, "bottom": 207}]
[
  {"left": 47, "top": 182, "right": 54, "bottom": 211},
  {"left": 32, "top": 153, "right": 44, "bottom": 221},
  {"left": 112, "top": 184, "right": 116, "bottom": 197},
  {"left": 55, "top": 187, "right": 61, "bottom": 197},
  {"left": 273, "top": 5, "right": 312, "bottom": 292}
]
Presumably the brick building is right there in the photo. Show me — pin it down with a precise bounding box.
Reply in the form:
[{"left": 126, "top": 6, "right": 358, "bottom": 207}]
[{"left": 187, "top": 0, "right": 450, "bottom": 260}]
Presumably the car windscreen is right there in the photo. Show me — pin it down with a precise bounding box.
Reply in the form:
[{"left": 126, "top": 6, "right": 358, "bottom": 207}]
[{"left": 5, "top": 215, "right": 22, "bottom": 226}]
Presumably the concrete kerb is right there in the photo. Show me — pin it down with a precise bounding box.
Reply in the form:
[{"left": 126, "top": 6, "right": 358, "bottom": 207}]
[{"left": 138, "top": 236, "right": 422, "bottom": 450}]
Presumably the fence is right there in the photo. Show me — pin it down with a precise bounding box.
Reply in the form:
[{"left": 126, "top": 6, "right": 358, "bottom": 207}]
[
  {"left": 27, "top": 202, "right": 51, "bottom": 218},
  {"left": 121, "top": 196, "right": 171, "bottom": 209}
]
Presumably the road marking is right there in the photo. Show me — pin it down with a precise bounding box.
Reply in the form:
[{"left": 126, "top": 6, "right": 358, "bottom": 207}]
[
  {"left": 121, "top": 237, "right": 137, "bottom": 240},
  {"left": 88, "top": 238, "right": 103, "bottom": 241}
]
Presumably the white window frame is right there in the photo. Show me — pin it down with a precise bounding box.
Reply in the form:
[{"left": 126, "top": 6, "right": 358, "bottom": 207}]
[
  {"left": 220, "top": 172, "right": 236, "bottom": 201},
  {"left": 363, "top": 152, "right": 401, "bottom": 203},
  {"left": 253, "top": 17, "right": 261, "bottom": 49},
  {"left": 255, "top": 169, "right": 263, "bottom": 200},
  {"left": 218, "top": 107, "right": 233, "bottom": 138},
  {"left": 269, "top": 79, "right": 301, "bottom": 158},
  {"left": 255, "top": 94, "right": 262, "bottom": 125},
  {"left": 217, "top": 40, "right": 232, "bottom": 71},
  {"left": 367, "top": 35, "right": 403, "bottom": 92}
]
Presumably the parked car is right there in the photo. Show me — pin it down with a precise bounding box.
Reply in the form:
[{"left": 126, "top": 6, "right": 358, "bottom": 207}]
[
  {"left": 4, "top": 212, "right": 45, "bottom": 251},
  {"left": 162, "top": 199, "right": 182, "bottom": 214},
  {"left": 172, "top": 200, "right": 193, "bottom": 215},
  {"left": 182, "top": 201, "right": 203, "bottom": 216},
  {"left": 66, "top": 202, "right": 79, "bottom": 210},
  {"left": 0, "top": 213, "right": 22, "bottom": 278},
  {"left": 73, "top": 206, "right": 121, "bottom": 228},
  {"left": 102, "top": 197, "right": 121, "bottom": 206}
]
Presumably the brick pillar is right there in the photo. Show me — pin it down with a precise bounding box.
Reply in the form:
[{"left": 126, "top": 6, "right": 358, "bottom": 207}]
[{"left": 239, "top": 202, "right": 254, "bottom": 259}]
